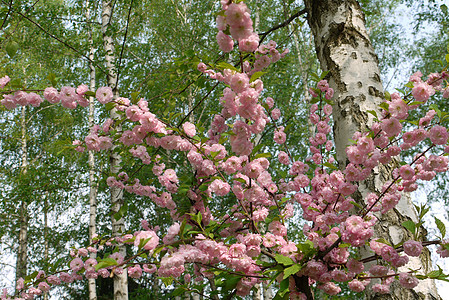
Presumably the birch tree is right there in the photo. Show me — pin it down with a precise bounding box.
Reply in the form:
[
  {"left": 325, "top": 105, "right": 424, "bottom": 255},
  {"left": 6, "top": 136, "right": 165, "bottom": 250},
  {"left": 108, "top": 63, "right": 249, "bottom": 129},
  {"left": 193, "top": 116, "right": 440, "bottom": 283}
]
[
  {"left": 304, "top": 0, "right": 441, "bottom": 299},
  {"left": 101, "top": 1, "right": 128, "bottom": 298}
]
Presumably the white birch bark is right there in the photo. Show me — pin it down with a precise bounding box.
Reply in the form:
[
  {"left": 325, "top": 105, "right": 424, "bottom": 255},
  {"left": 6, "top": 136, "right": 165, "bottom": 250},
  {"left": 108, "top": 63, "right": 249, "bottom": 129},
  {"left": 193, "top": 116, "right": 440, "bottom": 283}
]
[
  {"left": 87, "top": 0, "right": 98, "bottom": 298},
  {"left": 16, "top": 106, "right": 28, "bottom": 285},
  {"left": 304, "top": 0, "right": 440, "bottom": 299},
  {"left": 43, "top": 193, "right": 49, "bottom": 300},
  {"left": 101, "top": 1, "right": 128, "bottom": 299}
]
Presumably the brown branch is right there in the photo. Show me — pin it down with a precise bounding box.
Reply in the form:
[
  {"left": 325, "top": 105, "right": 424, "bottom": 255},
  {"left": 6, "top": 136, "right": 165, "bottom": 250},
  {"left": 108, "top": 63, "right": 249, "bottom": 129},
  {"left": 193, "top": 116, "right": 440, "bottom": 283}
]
[
  {"left": 0, "top": 0, "right": 12, "bottom": 30},
  {"left": 259, "top": 8, "right": 307, "bottom": 44},
  {"left": 9, "top": 8, "right": 107, "bottom": 75}
]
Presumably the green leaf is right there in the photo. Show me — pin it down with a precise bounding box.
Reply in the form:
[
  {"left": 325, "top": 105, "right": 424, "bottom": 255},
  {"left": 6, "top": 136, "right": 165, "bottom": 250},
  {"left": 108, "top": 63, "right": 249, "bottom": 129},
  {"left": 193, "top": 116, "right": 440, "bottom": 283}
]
[
  {"left": 210, "top": 150, "right": 220, "bottom": 159},
  {"left": 275, "top": 254, "right": 294, "bottom": 266},
  {"left": 427, "top": 269, "right": 443, "bottom": 279},
  {"left": 224, "top": 275, "right": 241, "bottom": 291},
  {"left": 216, "top": 62, "right": 239, "bottom": 72},
  {"left": 160, "top": 277, "right": 174, "bottom": 286},
  {"left": 283, "top": 264, "right": 301, "bottom": 279},
  {"left": 255, "top": 152, "right": 272, "bottom": 159},
  {"left": 442, "top": 4, "right": 448, "bottom": 15},
  {"left": 374, "top": 238, "right": 391, "bottom": 246},
  {"left": 404, "top": 82, "right": 415, "bottom": 89},
  {"left": 408, "top": 101, "right": 424, "bottom": 106},
  {"left": 366, "top": 110, "right": 378, "bottom": 118},
  {"left": 95, "top": 258, "right": 117, "bottom": 271},
  {"left": 435, "top": 217, "right": 446, "bottom": 239},
  {"left": 46, "top": 73, "right": 57, "bottom": 86},
  {"left": 113, "top": 201, "right": 128, "bottom": 221},
  {"left": 350, "top": 201, "right": 363, "bottom": 210},
  {"left": 320, "top": 71, "right": 329, "bottom": 80},
  {"left": 402, "top": 220, "right": 416, "bottom": 234},
  {"left": 170, "top": 287, "right": 186, "bottom": 297},
  {"left": 379, "top": 102, "right": 389, "bottom": 111},
  {"left": 323, "top": 162, "right": 337, "bottom": 170},
  {"left": 250, "top": 71, "right": 266, "bottom": 82},
  {"left": 273, "top": 278, "right": 290, "bottom": 299},
  {"left": 5, "top": 41, "right": 19, "bottom": 58}
]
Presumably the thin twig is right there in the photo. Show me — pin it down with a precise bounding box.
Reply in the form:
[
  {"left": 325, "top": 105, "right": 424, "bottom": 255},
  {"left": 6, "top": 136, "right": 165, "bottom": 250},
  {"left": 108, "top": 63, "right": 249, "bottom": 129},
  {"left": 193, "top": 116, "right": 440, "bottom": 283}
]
[
  {"left": 259, "top": 8, "right": 307, "bottom": 44},
  {"left": 10, "top": 8, "right": 107, "bottom": 75},
  {"left": 0, "top": 0, "right": 13, "bottom": 30},
  {"left": 115, "top": 0, "right": 134, "bottom": 89}
]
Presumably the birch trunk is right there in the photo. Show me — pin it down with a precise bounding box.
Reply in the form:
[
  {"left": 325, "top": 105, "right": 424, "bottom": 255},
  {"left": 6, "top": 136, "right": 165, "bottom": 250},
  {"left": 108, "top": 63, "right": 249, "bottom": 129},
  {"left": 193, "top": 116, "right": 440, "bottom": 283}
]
[
  {"left": 101, "top": 1, "right": 128, "bottom": 299},
  {"left": 304, "top": 1, "right": 440, "bottom": 299},
  {"left": 16, "top": 106, "right": 28, "bottom": 285},
  {"left": 43, "top": 193, "right": 49, "bottom": 300},
  {"left": 87, "top": 0, "right": 98, "bottom": 298}
]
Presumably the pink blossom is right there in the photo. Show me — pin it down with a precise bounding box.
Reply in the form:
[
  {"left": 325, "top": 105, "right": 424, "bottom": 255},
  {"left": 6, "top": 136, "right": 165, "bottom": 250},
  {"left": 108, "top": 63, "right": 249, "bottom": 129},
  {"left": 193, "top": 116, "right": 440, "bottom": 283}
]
[
  {"left": 128, "top": 264, "right": 143, "bottom": 278},
  {"left": 76, "top": 84, "right": 89, "bottom": 95},
  {"left": 399, "top": 164, "right": 415, "bottom": 180},
  {"left": 239, "top": 33, "right": 259, "bottom": 52},
  {"left": 134, "top": 230, "right": 159, "bottom": 251},
  {"left": 253, "top": 207, "right": 269, "bottom": 222},
  {"left": 428, "top": 125, "right": 448, "bottom": 145},
  {"left": 182, "top": 122, "right": 196, "bottom": 137},
  {"left": 84, "top": 258, "right": 97, "bottom": 272},
  {"left": 399, "top": 272, "right": 419, "bottom": 289},
  {"left": 209, "top": 179, "right": 231, "bottom": 196},
  {"left": 70, "top": 257, "right": 84, "bottom": 272},
  {"left": 325, "top": 88, "right": 334, "bottom": 100},
  {"left": 230, "top": 73, "right": 249, "bottom": 93},
  {"left": 225, "top": 3, "right": 251, "bottom": 28},
  {"left": 216, "top": 15, "right": 227, "bottom": 31},
  {"left": 47, "top": 275, "right": 61, "bottom": 285},
  {"left": 16, "top": 277, "right": 25, "bottom": 290},
  {"left": 381, "top": 117, "right": 402, "bottom": 137},
  {"left": 0, "top": 75, "right": 10, "bottom": 88},
  {"left": 96, "top": 86, "right": 113, "bottom": 104},
  {"left": 1, "top": 94, "right": 16, "bottom": 109},
  {"left": 216, "top": 31, "right": 234, "bottom": 53},
  {"left": 266, "top": 97, "right": 274, "bottom": 108},
  {"left": 443, "top": 86, "right": 449, "bottom": 98},
  {"left": 274, "top": 127, "right": 286, "bottom": 144},
  {"left": 412, "top": 82, "right": 435, "bottom": 102},
  {"left": 348, "top": 279, "right": 366, "bottom": 292},
  {"left": 372, "top": 284, "right": 390, "bottom": 294},
  {"left": 271, "top": 108, "right": 281, "bottom": 120},
  {"left": 317, "top": 80, "right": 329, "bottom": 92},
  {"left": 309, "top": 88, "right": 318, "bottom": 98},
  {"left": 278, "top": 151, "right": 290, "bottom": 165},
  {"left": 268, "top": 221, "right": 287, "bottom": 236}
]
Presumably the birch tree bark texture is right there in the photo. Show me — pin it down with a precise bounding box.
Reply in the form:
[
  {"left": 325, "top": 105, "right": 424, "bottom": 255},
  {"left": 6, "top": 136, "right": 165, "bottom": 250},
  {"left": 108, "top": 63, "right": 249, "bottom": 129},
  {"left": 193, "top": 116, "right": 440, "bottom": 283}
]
[
  {"left": 101, "top": 0, "right": 128, "bottom": 299},
  {"left": 16, "top": 106, "right": 28, "bottom": 287},
  {"left": 304, "top": 0, "right": 440, "bottom": 299}
]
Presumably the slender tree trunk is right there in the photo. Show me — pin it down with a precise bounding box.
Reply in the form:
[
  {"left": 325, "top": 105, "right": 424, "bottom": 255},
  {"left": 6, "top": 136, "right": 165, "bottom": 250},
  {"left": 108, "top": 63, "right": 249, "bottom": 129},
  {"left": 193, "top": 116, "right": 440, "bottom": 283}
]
[
  {"left": 263, "top": 281, "right": 273, "bottom": 300},
  {"left": 16, "top": 106, "right": 28, "bottom": 285},
  {"left": 43, "top": 193, "right": 49, "bottom": 300},
  {"left": 304, "top": 1, "right": 440, "bottom": 299},
  {"left": 87, "top": 0, "right": 98, "bottom": 299},
  {"left": 101, "top": 1, "right": 128, "bottom": 299}
]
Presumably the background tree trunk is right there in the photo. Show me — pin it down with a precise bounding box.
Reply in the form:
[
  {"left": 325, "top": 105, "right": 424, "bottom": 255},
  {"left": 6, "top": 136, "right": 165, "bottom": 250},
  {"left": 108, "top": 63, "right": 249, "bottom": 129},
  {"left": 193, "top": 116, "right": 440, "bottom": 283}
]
[
  {"left": 304, "top": 0, "right": 440, "bottom": 299},
  {"left": 101, "top": 1, "right": 128, "bottom": 299},
  {"left": 87, "top": 0, "right": 98, "bottom": 298},
  {"left": 16, "top": 106, "right": 28, "bottom": 286}
]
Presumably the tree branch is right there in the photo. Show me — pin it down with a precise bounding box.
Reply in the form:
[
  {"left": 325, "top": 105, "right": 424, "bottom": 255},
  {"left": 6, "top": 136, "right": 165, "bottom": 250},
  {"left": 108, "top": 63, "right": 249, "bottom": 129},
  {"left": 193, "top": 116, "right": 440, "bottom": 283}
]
[
  {"left": 9, "top": 7, "right": 107, "bottom": 75},
  {"left": 259, "top": 8, "right": 306, "bottom": 44},
  {"left": 115, "top": 0, "right": 134, "bottom": 89}
]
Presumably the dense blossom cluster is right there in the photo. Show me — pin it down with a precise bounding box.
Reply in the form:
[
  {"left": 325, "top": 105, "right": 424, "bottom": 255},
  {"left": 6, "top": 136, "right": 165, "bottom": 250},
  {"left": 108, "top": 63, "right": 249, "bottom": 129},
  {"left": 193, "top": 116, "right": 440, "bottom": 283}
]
[{"left": 2, "top": 0, "right": 449, "bottom": 299}]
